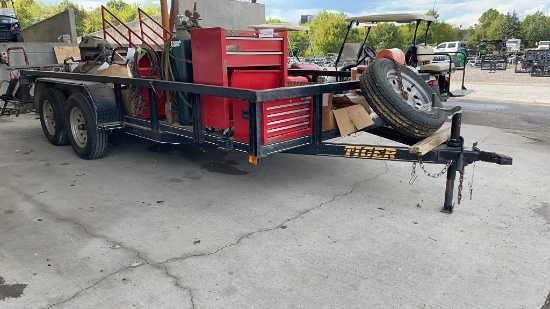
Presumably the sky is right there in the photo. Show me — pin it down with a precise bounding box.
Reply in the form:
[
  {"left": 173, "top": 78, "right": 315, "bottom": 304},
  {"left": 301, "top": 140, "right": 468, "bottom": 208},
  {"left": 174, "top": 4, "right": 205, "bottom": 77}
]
[
  {"left": 263, "top": 0, "right": 549, "bottom": 28},
  {"left": 71, "top": 0, "right": 549, "bottom": 28}
]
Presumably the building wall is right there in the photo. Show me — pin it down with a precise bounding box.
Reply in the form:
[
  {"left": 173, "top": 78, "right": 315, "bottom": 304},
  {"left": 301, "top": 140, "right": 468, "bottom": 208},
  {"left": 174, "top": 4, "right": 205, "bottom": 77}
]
[
  {"left": 21, "top": 9, "right": 77, "bottom": 44},
  {"left": 178, "top": 0, "right": 265, "bottom": 30},
  {"left": 0, "top": 42, "right": 78, "bottom": 93},
  {"left": 86, "top": 15, "right": 167, "bottom": 48}
]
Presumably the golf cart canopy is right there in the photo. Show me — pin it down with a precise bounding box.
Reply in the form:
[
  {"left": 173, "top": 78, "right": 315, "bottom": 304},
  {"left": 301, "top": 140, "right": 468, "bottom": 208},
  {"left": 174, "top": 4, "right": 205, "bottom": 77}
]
[
  {"left": 345, "top": 13, "right": 436, "bottom": 24},
  {"left": 335, "top": 13, "right": 435, "bottom": 69}
]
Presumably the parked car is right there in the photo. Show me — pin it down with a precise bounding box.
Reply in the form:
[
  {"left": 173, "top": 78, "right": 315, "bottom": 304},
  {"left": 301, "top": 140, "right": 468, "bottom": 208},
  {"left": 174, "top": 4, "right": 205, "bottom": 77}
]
[{"left": 434, "top": 41, "right": 466, "bottom": 53}]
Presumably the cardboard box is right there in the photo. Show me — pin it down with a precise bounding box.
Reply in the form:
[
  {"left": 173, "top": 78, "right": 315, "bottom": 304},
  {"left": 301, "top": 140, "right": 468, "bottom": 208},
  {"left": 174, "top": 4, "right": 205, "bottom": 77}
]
[
  {"left": 322, "top": 92, "right": 337, "bottom": 130},
  {"left": 332, "top": 94, "right": 372, "bottom": 113},
  {"left": 332, "top": 104, "right": 374, "bottom": 136}
]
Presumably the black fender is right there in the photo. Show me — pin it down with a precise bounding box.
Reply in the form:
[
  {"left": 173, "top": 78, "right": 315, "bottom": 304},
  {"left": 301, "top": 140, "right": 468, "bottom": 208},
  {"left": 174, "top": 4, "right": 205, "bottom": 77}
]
[{"left": 34, "top": 78, "right": 123, "bottom": 129}]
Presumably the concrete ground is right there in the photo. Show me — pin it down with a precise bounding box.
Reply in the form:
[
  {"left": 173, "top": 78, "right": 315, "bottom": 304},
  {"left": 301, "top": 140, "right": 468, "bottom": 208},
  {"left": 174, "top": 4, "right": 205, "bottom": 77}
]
[{"left": 1, "top": 105, "right": 549, "bottom": 308}]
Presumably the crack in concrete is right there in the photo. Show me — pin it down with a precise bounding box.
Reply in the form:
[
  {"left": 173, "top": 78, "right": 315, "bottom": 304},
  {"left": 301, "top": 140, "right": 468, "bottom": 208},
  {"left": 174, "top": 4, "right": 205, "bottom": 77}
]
[
  {"left": 6, "top": 186, "right": 195, "bottom": 309},
  {"left": 45, "top": 267, "right": 131, "bottom": 308},
  {"left": 8, "top": 162, "right": 389, "bottom": 309},
  {"left": 162, "top": 162, "right": 390, "bottom": 265},
  {"left": 480, "top": 132, "right": 496, "bottom": 144}
]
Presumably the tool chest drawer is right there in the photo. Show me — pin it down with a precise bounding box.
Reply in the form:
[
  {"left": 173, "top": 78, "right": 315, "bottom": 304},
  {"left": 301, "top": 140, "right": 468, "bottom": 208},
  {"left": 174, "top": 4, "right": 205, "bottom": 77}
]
[{"left": 233, "top": 97, "right": 313, "bottom": 145}]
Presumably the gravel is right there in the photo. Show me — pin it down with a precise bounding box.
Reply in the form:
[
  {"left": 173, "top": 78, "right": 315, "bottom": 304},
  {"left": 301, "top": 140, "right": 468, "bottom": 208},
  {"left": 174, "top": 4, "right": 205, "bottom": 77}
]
[
  {"left": 450, "top": 66, "right": 550, "bottom": 104},
  {"left": 452, "top": 65, "right": 550, "bottom": 85}
]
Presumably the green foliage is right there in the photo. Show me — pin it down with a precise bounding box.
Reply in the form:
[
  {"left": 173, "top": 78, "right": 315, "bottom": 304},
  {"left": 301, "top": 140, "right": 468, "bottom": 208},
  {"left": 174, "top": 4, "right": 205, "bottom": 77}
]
[
  {"left": 520, "top": 11, "right": 550, "bottom": 47},
  {"left": 13, "top": 0, "right": 51, "bottom": 29},
  {"left": 12, "top": 0, "right": 160, "bottom": 36},
  {"left": 11, "top": 3, "right": 550, "bottom": 53},
  {"left": 369, "top": 23, "right": 404, "bottom": 50},
  {"left": 308, "top": 10, "right": 361, "bottom": 56},
  {"left": 499, "top": 11, "right": 520, "bottom": 39}
]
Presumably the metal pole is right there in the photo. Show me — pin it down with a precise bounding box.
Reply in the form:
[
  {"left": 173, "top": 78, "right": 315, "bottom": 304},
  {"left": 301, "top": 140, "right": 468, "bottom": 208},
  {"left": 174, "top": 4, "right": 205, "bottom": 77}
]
[
  {"left": 249, "top": 101, "right": 261, "bottom": 157},
  {"left": 160, "top": 0, "right": 170, "bottom": 40},
  {"left": 448, "top": 111, "right": 462, "bottom": 147},
  {"left": 148, "top": 88, "right": 160, "bottom": 132},
  {"left": 312, "top": 94, "right": 322, "bottom": 145},
  {"left": 191, "top": 93, "right": 203, "bottom": 143},
  {"left": 442, "top": 163, "right": 457, "bottom": 213}
]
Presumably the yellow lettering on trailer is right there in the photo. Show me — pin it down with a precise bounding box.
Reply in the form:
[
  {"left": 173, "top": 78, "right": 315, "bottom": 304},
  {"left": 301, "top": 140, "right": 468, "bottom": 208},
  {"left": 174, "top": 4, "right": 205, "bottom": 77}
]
[{"left": 344, "top": 146, "right": 396, "bottom": 160}]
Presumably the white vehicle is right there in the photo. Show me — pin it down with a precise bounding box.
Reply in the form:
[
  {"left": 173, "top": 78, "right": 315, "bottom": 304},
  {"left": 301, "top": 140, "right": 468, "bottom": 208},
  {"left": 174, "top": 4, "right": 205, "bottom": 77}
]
[
  {"left": 536, "top": 41, "right": 550, "bottom": 50},
  {"left": 434, "top": 41, "right": 466, "bottom": 53},
  {"left": 506, "top": 39, "right": 521, "bottom": 52}
]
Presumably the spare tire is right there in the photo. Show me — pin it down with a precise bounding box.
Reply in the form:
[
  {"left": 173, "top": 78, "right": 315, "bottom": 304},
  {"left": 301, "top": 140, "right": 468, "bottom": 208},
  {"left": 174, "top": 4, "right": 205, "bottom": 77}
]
[{"left": 359, "top": 58, "right": 445, "bottom": 140}]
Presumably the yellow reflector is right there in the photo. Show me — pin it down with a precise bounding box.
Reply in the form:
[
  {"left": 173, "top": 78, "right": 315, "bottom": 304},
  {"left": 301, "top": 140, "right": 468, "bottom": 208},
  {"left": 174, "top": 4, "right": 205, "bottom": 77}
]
[{"left": 248, "top": 155, "right": 258, "bottom": 165}]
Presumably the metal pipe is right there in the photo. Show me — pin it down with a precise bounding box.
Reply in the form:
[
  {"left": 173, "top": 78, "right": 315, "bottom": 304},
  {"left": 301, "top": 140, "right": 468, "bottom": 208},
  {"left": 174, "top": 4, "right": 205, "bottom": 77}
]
[
  {"left": 442, "top": 162, "right": 457, "bottom": 213},
  {"left": 160, "top": 0, "right": 170, "bottom": 40},
  {"left": 450, "top": 111, "right": 462, "bottom": 142}
]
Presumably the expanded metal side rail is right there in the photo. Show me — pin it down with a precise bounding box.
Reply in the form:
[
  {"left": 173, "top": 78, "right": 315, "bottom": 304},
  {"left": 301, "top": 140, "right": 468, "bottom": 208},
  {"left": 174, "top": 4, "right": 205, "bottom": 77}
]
[
  {"left": 480, "top": 54, "right": 508, "bottom": 70},
  {"left": 20, "top": 69, "right": 512, "bottom": 212}
]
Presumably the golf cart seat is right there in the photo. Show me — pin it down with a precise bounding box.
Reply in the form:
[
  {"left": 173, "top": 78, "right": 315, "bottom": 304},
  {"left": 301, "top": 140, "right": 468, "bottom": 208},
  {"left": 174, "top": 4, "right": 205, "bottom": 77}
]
[{"left": 416, "top": 45, "right": 455, "bottom": 73}]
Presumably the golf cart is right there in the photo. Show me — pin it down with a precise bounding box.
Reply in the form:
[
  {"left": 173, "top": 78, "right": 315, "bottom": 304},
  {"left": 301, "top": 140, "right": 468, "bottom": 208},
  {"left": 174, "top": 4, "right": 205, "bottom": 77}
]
[{"left": 335, "top": 13, "right": 468, "bottom": 101}]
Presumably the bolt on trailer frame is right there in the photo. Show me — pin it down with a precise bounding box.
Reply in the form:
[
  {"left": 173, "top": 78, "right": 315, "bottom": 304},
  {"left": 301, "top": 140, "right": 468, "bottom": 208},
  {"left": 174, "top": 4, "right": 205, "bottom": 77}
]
[{"left": 20, "top": 69, "right": 511, "bottom": 213}]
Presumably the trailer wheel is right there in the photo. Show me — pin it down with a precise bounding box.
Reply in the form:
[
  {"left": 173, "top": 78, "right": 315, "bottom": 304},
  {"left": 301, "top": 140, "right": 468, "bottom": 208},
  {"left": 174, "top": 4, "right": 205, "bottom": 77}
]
[
  {"left": 359, "top": 58, "right": 445, "bottom": 140},
  {"left": 65, "top": 93, "right": 107, "bottom": 160},
  {"left": 39, "top": 88, "right": 70, "bottom": 146}
]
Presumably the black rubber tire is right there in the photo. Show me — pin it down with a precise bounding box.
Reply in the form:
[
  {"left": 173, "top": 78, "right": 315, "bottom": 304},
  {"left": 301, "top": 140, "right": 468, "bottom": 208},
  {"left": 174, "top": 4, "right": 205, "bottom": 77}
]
[
  {"left": 13, "top": 33, "right": 23, "bottom": 42},
  {"left": 38, "top": 88, "right": 70, "bottom": 146},
  {"left": 360, "top": 58, "right": 445, "bottom": 140},
  {"left": 64, "top": 93, "right": 108, "bottom": 160}
]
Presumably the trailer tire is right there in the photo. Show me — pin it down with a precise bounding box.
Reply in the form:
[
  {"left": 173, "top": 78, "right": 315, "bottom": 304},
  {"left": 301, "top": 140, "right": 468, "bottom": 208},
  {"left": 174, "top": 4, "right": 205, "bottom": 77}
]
[
  {"left": 39, "top": 88, "right": 70, "bottom": 146},
  {"left": 359, "top": 58, "right": 445, "bottom": 140},
  {"left": 65, "top": 93, "right": 107, "bottom": 160}
]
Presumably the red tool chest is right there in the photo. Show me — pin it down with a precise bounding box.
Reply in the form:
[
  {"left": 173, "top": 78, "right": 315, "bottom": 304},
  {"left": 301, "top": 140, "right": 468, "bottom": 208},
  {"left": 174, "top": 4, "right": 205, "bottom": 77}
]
[{"left": 190, "top": 27, "right": 312, "bottom": 144}]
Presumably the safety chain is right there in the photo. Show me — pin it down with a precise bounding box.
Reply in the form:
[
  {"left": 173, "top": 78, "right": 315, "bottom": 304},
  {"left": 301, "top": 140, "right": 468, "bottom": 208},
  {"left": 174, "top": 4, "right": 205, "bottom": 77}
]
[
  {"left": 385, "top": 56, "right": 409, "bottom": 100},
  {"left": 468, "top": 162, "right": 476, "bottom": 200},
  {"left": 169, "top": 52, "right": 193, "bottom": 64},
  {"left": 409, "top": 154, "right": 452, "bottom": 185},
  {"left": 457, "top": 165, "right": 465, "bottom": 204}
]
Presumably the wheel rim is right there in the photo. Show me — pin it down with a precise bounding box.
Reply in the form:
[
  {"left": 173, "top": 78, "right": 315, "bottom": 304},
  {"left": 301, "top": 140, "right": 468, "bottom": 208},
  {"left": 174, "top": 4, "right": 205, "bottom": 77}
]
[
  {"left": 386, "top": 69, "right": 436, "bottom": 114},
  {"left": 43, "top": 99, "right": 56, "bottom": 135},
  {"left": 69, "top": 106, "right": 87, "bottom": 147}
]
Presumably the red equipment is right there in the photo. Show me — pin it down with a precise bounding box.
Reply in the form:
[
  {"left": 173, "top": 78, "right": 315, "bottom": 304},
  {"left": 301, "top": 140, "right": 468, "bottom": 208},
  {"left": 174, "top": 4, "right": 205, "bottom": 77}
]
[{"left": 190, "top": 27, "right": 313, "bottom": 144}]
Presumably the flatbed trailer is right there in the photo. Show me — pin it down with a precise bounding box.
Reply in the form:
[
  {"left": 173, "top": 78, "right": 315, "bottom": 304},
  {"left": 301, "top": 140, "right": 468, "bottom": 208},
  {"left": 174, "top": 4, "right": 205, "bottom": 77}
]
[{"left": 20, "top": 68, "right": 512, "bottom": 213}]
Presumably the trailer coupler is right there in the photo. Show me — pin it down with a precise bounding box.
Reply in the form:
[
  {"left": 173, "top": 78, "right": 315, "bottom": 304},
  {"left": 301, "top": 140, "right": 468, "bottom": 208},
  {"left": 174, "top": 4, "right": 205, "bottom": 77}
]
[{"left": 286, "top": 108, "right": 512, "bottom": 213}]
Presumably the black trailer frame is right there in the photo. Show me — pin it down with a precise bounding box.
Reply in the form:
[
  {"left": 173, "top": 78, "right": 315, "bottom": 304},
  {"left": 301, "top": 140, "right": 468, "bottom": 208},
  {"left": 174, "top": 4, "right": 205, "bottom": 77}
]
[
  {"left": 20, "top": 69, "right": 512, "bottom": 213},
  {"left": 480, "top": 54, "right": 508, "bottom": 70}
]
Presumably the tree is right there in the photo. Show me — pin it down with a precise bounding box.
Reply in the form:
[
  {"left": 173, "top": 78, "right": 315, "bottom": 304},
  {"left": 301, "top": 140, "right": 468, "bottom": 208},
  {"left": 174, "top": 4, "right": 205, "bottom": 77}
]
[
  {"left": 499, "top": 11, "right": 520, "bottom": 39},
  {"left": 520, "top": 11, "right": 550, "bottom": 47},
  {"left": 478, "top": 9, "right": 504, "bottom": 38},
  {"left": 369, "top": 23, "right": 404, "bottom": 50},
  {"left": 53, "top": 0, "right": 88, "bottom": 36},
  {"left": 265, "top": 18, "right": 311, "bottom": 57},
  {"left": 13, "top": 0, "right": 52, "bottom": 29},
  {"left": 308, "top": 10, "right": 361, "bottom": 56}
]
